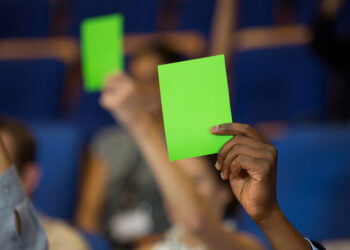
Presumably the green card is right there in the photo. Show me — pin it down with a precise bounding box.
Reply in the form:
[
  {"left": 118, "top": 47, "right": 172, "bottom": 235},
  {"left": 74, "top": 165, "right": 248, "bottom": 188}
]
[
  {"left": 158, "top": 55, "right": 233, "bottom": 161},
  {"left": 81, "top": 14, "right": 124, "bottom": 92}
]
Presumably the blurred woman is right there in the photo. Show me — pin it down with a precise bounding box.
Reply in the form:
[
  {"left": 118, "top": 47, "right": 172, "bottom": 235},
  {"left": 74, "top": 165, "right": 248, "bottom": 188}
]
[
  {"left": 100, "top": 73, "right": 264, "bottom": 250},
  {"left": 76, "top": 44, "right": 183, "bottom": 246}
]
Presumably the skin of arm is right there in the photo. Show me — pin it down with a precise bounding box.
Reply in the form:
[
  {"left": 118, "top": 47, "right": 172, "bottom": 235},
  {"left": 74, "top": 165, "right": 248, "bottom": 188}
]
[
  {"left": 211, "top": 124, "right": 311, "bottom": 250},
  {"left": 75, "top": 152, "right": 107, "bottom": 232},
  {"left": 100, "top": 73, "right": 263, "bottom": 250},
  {"left": 210, "top": 0, "right": 236, "bottom": 56},
  {"left": 0, "top": 133, "right": 12, "bottom": 174}
]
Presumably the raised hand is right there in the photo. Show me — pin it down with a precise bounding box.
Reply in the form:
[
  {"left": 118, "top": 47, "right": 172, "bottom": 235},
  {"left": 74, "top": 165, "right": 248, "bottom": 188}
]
[
  {"left": 212, "top": 123, "right": 312, "bottom": 250},
  {"left": 211, "top": 123, "right": 278, "bottom": 222},
  {"left": 100, "top": 73, "right": 143, "bottom": 124}
]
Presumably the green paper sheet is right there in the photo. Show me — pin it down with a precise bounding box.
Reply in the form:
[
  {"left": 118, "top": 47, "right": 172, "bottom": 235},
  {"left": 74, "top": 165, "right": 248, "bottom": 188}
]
[
  {"left": 158, "top": 54, "right": 233, "bottom": 161},
  {"left": 81, "top": 14, "right": 124, "bottom": 92}
]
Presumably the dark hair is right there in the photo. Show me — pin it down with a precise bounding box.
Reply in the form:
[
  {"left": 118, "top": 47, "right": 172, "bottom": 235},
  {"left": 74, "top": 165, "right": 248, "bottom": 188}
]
[
  {"left": 204, "top": 154, "right": 240, "bottom": 217},
  {"left": 133, "top": 42, "right": 184, "bottom": 65},
  {"left": 0, "top": 117, "right": 36, "bottom": 175}
]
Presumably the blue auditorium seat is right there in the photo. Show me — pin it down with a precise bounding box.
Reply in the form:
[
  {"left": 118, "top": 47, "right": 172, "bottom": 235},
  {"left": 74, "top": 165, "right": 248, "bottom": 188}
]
[
  {"left": 29, "top": 121, "right": 114, "bottom": 249},
  {"left": 0, "top": 0, "right": 51, "bottom": 38},
  {"left": 237, "top": 0, "right": 276, "bottom": 28},
  {"left": 28, "top": 121, "right": 83, "bottom": 221},
  {"left": 296, "top": 0, "right": 320, "bottom": 25},
  {"left": 0, "top": 60, "right": 65, "bottom": 119},
  {"left": 232, "top": 45, "right": 328, "bottom": 124},
  {"left": 177, "top": 0, "right": 216, "bottom": 38},
  {"left": 237, "top": 0, "right": 321, "bottom": 28},
  {"left": 237, "top": 124, "right": 350, "bottom": 247},
  {"left": 71, "top": 91, "right": 116, "bottom": 143},
  {"left": 69, "top": 0, "right": 158, "bottom": 36}
]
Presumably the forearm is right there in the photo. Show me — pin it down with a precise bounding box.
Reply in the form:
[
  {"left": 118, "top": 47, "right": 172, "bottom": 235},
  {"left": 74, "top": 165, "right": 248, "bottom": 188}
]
[
  {"left": 122, "top": 113, "right": 209, "bottom": 224},
  {"left": 210, "top": 0, "right": 236, "bottom": 56},
  {"left": 101, "top": 75, "right": 209, "bottom": 223},
  {"left": 256, "top": 207, "right": 310, "bottom": 250},
  {"left": 75, "top": 153, "right": 106, "bottom": 231},
  {"left": 118, "top": 114, "right": 258, "bottom": 250}
]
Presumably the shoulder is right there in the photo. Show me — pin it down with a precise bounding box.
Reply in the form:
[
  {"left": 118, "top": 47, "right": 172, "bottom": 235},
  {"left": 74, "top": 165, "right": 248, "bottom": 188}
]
[
  {"left": 90, "top": 126, "right": 136, "bottom": 154},
  {"left": 91, "top": 125, "right": 129, "bottom": 146},
  {"left": 40, "top": 216, "right": 89, "bottom": 250}
]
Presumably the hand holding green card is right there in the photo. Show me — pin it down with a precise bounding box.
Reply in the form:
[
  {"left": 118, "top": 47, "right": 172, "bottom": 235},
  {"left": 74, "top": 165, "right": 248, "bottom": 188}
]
[
  {"left": 158, "top": 54, "right": 233, "bottom": 161},
  {"left": 81, "top": 14, "right": 124, "bottom": 92}
]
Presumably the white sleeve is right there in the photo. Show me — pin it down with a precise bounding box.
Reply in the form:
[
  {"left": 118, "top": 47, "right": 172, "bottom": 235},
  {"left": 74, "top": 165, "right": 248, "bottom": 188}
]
[{"left": 305, "top": 237, "right": 321, "bottom": 250}]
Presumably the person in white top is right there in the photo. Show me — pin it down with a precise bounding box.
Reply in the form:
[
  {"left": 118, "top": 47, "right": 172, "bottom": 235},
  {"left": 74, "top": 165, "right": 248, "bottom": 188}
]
[
  {"left": 100, "top": 72, "right": 324, "bottom": 250},
  {"left": 100, "top": 73, "right": 264, "bottom": 250}
]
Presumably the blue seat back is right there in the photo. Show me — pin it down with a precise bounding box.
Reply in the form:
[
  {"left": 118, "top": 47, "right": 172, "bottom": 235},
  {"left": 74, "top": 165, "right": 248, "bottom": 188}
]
[
  {"left": 237, "top": 0, "right": 276, "bottom": 28},
  {"left": 69, "top": 0, "right": 158, "bottom": 36},
  {"left": 232, "top": 45, "right": 328, "bottom": 124},
  {"left": 238, "top": 0, "right": 322, "bottom": 28},
  {"left": 28, "top": 121, "right": 83, "bottom": 221},
  {"left": 237, "top": 124, "right": 350, "bottom": 246},
  {"left": 0, "top": 60, "right": 65, "bottom": 119},
  {"left": 295, "top": 0, "right": 320, "bottom": 25},
  {"left": 0, "top": 0, "right": 51, "bottom": 38},
  {"left": 71, "top": 91, "right": 116, "bottom": 143},
  {"left": 177, "top": 0, "right": 216, "bottom": 38}
]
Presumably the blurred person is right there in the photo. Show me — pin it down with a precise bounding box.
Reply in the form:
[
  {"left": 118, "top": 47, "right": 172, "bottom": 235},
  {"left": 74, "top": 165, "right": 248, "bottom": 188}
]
[
  {"left": 75, "top": 43, "right": 183, "bottom": 247},
  {"left": 136, "top": 155, "right": 262, "bottom": 250},
  {"left": 0, "top": 124, "right": 47, "bottom": 250},
  {"left": 101, "top": 74, "right": 323, "bottom": 250},
  {"left": 100, "top": 73, "right": 264, "bottom": 250},
  {"left": 100, "top": 72, "right": 325, "bottom": 250},
  {"left": 0, "top": 117, "right": 89, "bottom": 250}
]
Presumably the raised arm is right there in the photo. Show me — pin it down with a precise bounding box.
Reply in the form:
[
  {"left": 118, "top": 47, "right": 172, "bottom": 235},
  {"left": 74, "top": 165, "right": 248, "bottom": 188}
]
[
  {"left": 100, "top": 73, "right": 262, "bottom": 250},
  {"left": 211, "top": 123, "right": 312, "bottom": 250}
]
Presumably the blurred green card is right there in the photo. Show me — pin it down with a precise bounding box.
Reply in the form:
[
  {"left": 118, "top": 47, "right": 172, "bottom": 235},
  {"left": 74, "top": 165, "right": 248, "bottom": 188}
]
[
  {"left": 158, "top": 55, "right": 233, "bottom": 161},
  {"left": 81, "top": 14, "right": 124, "bottom": 92}
]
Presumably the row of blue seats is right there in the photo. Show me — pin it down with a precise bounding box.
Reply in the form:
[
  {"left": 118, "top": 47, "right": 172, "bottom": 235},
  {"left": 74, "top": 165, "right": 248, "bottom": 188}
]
[
  {"left": 0, "top": 0, "right": 215, "bottom": 38},
  {"left": 27, "top": 120, "right": 350, "bottom": 248},
  {"left": 237, "top": 123, "right": 350, "bottom": 247},
  {"left": 27, "top": 120, "right": 112, "bottom": 249},
  {"left": 0, "top": 59, "right": 114, "bottom": 141},
  {"left": 0, "top": 44, "right": 330, "bottom": 139},
  {"left": 232, "top": 45, "right": 328, "bottom": 123},
  {"left": 2, "top": 0, "right": 346, "bottom": 39}
]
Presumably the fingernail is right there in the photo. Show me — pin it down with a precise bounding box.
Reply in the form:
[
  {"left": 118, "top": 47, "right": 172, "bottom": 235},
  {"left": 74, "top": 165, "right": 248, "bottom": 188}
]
[
  {"left": 220, "top": 171, "right": 225, "bottom": 179},
  {"left": 211, "top": 125, "right": 220, "bottom": 132},
  {"left": 215, "top": 161, "right": 222, "bottom": 171}
]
